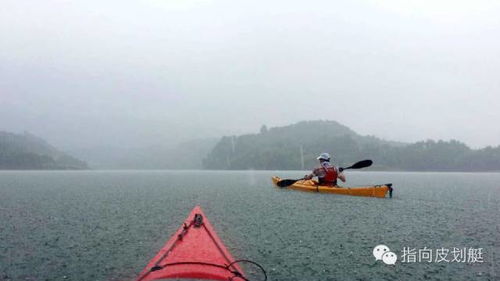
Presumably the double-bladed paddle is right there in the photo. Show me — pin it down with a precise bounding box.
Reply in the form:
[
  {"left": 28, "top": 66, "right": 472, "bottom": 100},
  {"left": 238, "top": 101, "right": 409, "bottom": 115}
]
[{"left": 276, "top": 159, "right": 373, "bottom": 188}]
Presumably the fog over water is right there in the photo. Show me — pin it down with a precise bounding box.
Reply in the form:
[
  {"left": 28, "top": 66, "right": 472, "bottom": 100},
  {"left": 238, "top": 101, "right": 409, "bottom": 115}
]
[{"left": 1, "top": 0, "right": 500, "bottom": 151}]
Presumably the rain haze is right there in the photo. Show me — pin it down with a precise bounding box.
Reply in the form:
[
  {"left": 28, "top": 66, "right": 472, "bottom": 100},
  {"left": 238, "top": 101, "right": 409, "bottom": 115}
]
[
  {"left": 1, "top": 0, "right": 500, "bottom": 154},
  {"left": 2, "top": 3, "right": 500, "bottom": 280}
]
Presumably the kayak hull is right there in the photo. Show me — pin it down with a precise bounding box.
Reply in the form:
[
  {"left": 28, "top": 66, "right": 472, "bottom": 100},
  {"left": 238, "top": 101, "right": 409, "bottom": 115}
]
[
  {"left": 136, "top": 206, "right": 245, "bottom": 281},
  {"left": 272, "top": 176, "right": 392, "bottom": 198}
]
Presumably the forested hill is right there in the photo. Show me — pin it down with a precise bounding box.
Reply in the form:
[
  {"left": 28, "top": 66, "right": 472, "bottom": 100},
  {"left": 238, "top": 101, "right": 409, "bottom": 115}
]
[
  {"left": 0, "top": 132, "right": 88, "bottom": 169},
  {"left": 202, "top": 120, "right": 500, "bottom": 171}
]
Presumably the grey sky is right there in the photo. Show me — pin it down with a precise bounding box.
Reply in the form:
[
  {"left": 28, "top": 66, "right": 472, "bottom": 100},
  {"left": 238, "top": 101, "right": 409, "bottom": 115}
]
[{"left": 1, "top": 0, "right": 499, "bottom": 149}]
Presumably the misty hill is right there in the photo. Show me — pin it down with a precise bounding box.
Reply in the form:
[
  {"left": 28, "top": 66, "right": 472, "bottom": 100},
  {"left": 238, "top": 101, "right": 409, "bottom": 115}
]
[
  {"left": 70, "top": 138, "right": 219, "bottom": 169},
  {"left": 0, "top": 131, "right": 88, "bottom": 169},
  {"left": 202, "top": 120, "right": 500, "bottom": 171}
]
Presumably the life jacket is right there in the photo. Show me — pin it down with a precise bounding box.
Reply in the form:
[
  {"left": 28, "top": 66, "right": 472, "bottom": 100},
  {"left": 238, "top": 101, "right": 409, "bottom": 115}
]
[{"left": 319, "top": 162, "right": 338, "bottom": 186}]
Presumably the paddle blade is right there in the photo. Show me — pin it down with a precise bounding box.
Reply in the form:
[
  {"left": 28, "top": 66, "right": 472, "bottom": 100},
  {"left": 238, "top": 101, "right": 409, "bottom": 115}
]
[
  {"left": 276, "top": 179, "right": 301, "bottom": 187},
  {"left": 346, "top": 159, "right": 373, "bottom": 170}
]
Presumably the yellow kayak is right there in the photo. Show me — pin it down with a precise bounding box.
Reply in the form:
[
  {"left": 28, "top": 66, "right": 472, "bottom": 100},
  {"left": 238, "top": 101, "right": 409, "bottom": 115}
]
[{"left": 272, "top": 176, "right": 393, "bottom": 198}]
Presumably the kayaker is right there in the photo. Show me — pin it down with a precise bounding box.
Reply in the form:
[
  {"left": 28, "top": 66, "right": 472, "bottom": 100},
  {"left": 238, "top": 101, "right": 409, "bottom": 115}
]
[{"left": 304, "top": 153, "right": 345, "bottom": 186}]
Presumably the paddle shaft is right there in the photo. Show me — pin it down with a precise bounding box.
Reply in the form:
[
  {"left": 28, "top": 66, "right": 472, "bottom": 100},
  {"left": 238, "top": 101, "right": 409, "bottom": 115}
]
[{"left": 277, "top": 159, "right": 372, "bottom": 187}]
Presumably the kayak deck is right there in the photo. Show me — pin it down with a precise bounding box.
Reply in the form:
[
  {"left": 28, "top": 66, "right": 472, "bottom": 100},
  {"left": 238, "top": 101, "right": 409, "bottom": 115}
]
[
  {"left": 136, "top": 206, "right": 245, "bottom": 281},
  {"left": 272, "top": 176, "right": 393, "bottom": 198}
]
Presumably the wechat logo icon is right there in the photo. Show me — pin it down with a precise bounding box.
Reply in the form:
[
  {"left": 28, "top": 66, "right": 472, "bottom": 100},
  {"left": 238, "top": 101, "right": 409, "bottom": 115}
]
[{"left": 373, "top": 244, "right": 397, "bottom": 265}]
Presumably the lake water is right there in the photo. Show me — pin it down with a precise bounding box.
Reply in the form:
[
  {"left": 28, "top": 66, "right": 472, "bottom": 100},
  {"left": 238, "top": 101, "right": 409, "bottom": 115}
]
[{"left": 0, "top": 170, "right": 499, "bottom": 281}]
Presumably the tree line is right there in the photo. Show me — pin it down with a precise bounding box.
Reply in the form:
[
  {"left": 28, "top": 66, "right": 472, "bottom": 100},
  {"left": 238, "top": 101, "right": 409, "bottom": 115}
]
[
  {"left": 202, "top": 121, "right": 500, "bottom": 171},
  {"left": 0, "top": 132, "right": 88, "bottom": 169}
]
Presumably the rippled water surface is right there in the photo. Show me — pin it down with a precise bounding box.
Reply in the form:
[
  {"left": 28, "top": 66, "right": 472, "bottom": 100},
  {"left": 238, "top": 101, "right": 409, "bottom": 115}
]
[{"left": 1, "top": 170, "right": 499, "bottom": 281}]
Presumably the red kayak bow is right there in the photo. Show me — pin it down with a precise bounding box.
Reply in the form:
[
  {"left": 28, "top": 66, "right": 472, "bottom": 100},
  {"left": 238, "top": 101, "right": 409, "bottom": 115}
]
[{"left": 136, "top": 206, "right": 246, "bottom": 281}]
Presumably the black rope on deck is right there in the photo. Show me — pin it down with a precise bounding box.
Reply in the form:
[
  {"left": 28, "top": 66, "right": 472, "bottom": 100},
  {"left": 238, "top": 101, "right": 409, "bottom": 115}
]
[{"left": 137, "top": 213, "right": 267, "bottom": 281}]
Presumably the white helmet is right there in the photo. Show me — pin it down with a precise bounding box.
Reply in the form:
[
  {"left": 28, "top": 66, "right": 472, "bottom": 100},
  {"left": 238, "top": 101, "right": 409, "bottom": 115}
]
[{"left": 317, "top": 153, "right": 331, "bottom": 161}]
